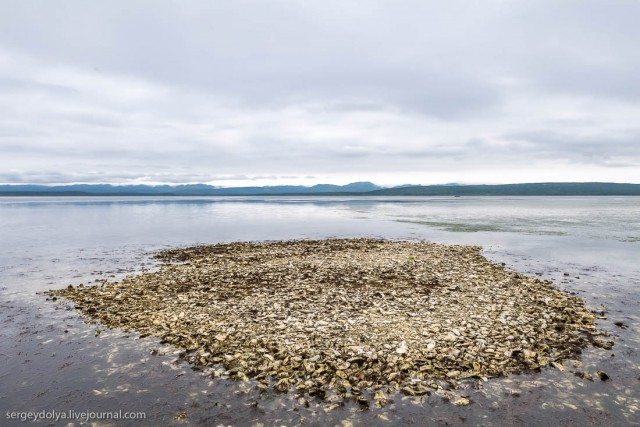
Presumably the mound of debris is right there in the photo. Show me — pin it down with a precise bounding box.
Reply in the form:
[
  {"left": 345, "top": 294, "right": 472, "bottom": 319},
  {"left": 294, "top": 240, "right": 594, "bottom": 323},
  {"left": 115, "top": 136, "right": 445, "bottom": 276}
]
[{"left": 50, "top": 238, "right": 599, "bottom": 405}]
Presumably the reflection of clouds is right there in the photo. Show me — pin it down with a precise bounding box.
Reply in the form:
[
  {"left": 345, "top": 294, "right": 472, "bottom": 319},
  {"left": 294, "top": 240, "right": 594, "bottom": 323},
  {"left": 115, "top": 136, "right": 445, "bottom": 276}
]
[{"left": 384, "top": 197, "right": 640, "bottom": 243}]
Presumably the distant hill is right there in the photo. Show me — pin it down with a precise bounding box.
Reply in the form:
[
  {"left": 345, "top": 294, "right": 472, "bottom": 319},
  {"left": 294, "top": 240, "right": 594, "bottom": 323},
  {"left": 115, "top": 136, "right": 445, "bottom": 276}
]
[
  {"left": 368, "top": 182, "right": 640, "bottom": 196},
  {"left": 0, "top": 181, "right": 381, "bottom": 196},
  {"left": 0, "top": 182, "right": 639, "bottom": 196}
]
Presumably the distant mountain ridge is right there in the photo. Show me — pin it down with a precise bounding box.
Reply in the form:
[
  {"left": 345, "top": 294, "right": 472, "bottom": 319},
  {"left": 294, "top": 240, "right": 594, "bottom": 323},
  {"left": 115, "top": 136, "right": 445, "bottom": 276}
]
[
  {"left": 0, "top": 181, "right": 381, "bottom": 196},
  {"left": 368, "top": 182, "right": 640, "bottom": 196},
  {"left": 0, "top": 182, "right": 639, "bottom": 196}
]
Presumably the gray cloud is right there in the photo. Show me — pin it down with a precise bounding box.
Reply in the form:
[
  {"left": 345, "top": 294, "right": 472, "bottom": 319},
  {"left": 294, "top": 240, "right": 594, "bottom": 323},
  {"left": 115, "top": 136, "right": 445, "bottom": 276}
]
[
  {"left": 0, "top": 171, "right": 302, "bottom": 185},
  {"left": 0, "top": 0, "right": 639, "bottom": 186},
  {"left": 503, "top": 129, "right": 640, "bottom": 166}
]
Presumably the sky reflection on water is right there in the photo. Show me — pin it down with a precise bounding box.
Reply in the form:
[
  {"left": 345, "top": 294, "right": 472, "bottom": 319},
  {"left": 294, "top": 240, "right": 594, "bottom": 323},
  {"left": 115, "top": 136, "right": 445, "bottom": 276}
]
[{"left": 0, "top": 196, "right": 638, "bottom": 426}]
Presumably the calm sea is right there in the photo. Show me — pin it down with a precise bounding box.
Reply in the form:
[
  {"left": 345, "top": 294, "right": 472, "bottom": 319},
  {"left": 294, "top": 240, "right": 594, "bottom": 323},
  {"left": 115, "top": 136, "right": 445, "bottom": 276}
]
[{"left": 1, "top": 196, "right": 638, "bottom": 426}]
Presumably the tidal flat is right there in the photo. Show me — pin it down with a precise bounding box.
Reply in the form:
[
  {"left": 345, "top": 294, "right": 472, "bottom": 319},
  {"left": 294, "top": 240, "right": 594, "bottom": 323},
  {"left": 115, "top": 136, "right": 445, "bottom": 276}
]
[{"left": 1, "top": 196, "right": 639, "bottom": 426}]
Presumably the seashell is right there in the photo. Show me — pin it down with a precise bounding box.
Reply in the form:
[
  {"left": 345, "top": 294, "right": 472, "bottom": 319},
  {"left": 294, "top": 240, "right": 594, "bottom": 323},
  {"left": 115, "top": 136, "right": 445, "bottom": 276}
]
[
  {"left": 396, "top": 341, "right": 408, "bottom": 354},
  {"left": 335, "top": 370, "right": 348, "bottom": 379},
  {"left": 453, "top": 396, "right": 470, "bottom": 406},
  {"left": 401, "top": 387, "right": 416, "bottom": 396}
]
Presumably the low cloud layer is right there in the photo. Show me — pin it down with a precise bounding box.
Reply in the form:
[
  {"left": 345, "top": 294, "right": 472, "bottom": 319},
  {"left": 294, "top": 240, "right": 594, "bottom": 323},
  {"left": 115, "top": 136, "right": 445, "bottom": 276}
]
[{"left": 1, "top": 0, "right": 639, "bottom": 186}]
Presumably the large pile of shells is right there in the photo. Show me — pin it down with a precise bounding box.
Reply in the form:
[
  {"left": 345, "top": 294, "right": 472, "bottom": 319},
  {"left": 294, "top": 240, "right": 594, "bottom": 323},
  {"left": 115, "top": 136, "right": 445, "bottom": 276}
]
[{"left": 50, "top": 239, "right": 601, "bottom": 405}]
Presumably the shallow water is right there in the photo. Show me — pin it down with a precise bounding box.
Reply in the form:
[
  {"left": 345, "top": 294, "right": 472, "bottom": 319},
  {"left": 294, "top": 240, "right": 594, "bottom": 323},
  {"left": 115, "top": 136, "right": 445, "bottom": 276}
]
[{"left": 0, "top": 196, "right": 638, "bottom": 426}]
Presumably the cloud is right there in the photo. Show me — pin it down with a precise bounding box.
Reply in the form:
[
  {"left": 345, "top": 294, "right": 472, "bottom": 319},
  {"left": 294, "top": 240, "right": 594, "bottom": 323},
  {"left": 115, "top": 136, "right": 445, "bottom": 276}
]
[
  {"left": 502, "top": 128, "right": 640, "bottom": 167},
  {"left": 0, "top": 0, "right": 639, "bottom": 186},
  {"left": 0, "top": 170, "right": 303, "bottom": 185}
]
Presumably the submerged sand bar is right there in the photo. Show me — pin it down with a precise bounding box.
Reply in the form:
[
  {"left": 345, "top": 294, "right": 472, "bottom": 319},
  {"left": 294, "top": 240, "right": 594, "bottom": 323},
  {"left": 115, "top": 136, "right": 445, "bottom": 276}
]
[{"left": 51, "top": 238, "right": 600, "bottom": 402}]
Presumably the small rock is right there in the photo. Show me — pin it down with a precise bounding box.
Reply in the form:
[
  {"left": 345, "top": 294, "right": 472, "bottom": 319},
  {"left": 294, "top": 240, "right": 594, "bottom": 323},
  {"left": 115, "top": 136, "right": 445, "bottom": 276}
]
[
  {"left": 574, "top": 371, "right": 593, "bottom": 381},
  {"left": 593, "top": 338, "right": 614, "bottom": 350},
  {"left": 453, "top": 396, "right": 470, "bottom": 406},
  {"left": 356, "top": 396, "right": 369, "bottom": 407}
]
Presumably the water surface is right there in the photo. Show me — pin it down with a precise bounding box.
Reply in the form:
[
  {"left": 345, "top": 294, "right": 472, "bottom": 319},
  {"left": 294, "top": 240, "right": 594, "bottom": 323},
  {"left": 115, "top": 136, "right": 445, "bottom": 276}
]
[{"left": 1, "top": 196, "right": 638, "bottom": 426}]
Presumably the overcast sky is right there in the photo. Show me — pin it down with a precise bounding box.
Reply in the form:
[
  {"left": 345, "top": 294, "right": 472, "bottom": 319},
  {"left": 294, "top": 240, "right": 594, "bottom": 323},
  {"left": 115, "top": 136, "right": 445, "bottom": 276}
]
[{"left": 1, "top": 0, "right": 639, "bottom": 186}]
